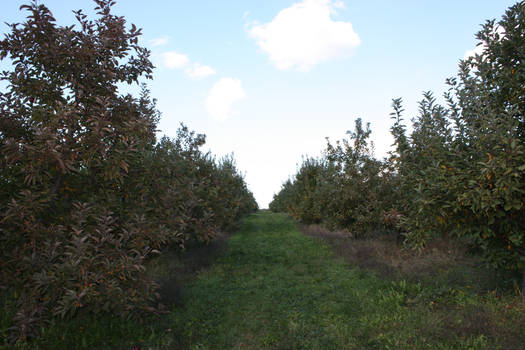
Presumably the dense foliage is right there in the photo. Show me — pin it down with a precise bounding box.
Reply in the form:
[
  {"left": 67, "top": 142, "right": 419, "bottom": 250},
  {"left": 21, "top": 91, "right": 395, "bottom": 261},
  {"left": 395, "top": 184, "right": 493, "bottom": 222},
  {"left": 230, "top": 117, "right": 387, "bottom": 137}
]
[
  {"left": 0, "top": 0, "right": 256, "bottom": 342},
  {"left": 271, "top": 2, "right": 524, "bottom": 286},
  {"left": 269, "top": 120, "right": 398, "bottom": 236}
]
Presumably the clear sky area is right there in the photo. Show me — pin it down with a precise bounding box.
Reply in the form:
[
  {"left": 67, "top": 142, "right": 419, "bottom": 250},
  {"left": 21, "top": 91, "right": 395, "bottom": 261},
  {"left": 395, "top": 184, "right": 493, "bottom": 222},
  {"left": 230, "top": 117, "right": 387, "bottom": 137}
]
[{"left": 0, "top": 0, "right": 518, "bottom": 208}]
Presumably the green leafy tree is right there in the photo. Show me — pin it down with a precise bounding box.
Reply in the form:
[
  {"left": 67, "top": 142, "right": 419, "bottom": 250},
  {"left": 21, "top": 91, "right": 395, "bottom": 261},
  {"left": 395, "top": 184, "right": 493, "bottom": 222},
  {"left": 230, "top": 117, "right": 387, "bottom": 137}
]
[
  {"left": 0, "top": 0, "right": 160, "bottom": 341},
  {"left": 444, "top": 1, "right": 525, "bottom": 283},
  {"left": 0, "top": 0, "right": 257, "bottom": 342},
  {"left": 390, "top": 2, "right": 525, "bottom": 289},
  {"left": 323, "top": 118, "right": 388, "bottom": 234},
  {"left": 272, "top": 2, "right": 525, "bottom": 293},
  {"left": 271, "top": 119, "right": 398, "bottom": 236}
]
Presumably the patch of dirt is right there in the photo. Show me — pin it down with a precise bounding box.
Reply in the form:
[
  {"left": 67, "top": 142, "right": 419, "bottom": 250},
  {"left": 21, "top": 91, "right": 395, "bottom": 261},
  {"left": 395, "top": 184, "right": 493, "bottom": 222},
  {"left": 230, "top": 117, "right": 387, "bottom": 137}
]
[
  {"left": 300, "top": 224, "right": 481, "bottom": 283},
  {"left": 300, "top": 224, "right": 353, "bottom": 239},
  {"left": 300, "top": 224, "right": 525, "bottom": 349}
]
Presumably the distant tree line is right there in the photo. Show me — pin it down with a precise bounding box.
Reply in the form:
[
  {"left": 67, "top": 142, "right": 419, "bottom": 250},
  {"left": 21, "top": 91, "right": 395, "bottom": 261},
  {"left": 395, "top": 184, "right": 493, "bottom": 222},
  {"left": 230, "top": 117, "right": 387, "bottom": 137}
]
[{"left": 0, "top": 0, "right": 257, "bottom": 342}]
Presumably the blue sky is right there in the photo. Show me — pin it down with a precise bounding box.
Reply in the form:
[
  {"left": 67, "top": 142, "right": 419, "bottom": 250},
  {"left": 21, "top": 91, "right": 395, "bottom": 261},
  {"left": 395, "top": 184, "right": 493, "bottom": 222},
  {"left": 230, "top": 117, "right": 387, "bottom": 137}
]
[{"left": 0, "top": 0, "right": 518, "bottom": 208}]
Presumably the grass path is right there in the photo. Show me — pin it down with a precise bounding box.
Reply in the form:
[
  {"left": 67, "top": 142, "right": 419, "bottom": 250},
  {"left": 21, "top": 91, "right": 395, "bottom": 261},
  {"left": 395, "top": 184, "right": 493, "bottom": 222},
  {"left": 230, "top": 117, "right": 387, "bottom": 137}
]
[{"left": 168, "top": 211, "right": 490, "bottom": 349}]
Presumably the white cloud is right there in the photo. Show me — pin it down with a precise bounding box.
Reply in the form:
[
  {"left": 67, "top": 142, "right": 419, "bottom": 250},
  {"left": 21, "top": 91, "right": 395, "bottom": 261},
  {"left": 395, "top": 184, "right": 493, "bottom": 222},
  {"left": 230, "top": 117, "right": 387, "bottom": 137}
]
[
  {"left": 160, "top": 52, "right": 215, "bottom": 79},
  {"left": 162, "top": 51, "right": 190, "bottom": 69},
  {"left": 205, "top": 78, "right": 246, "bottom": 122},
  {"left": 186, "top": 63, "right": 216, "bottom": 79},
  {"left": 464, "top": 25, "right": 505, "bottom": 60},
  {"left": 150, "top": 36, "right": 169, "bottom": 47},
  {"left": 249, "top": 0, "right": 360, "bottom": 71}
]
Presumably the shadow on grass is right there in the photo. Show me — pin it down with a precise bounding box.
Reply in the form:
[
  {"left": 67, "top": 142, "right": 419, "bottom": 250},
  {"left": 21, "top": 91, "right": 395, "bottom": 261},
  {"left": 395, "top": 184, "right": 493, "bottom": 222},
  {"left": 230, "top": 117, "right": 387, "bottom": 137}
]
[{"left": 147, "top": 232, "right": 233, "bottom": 308}]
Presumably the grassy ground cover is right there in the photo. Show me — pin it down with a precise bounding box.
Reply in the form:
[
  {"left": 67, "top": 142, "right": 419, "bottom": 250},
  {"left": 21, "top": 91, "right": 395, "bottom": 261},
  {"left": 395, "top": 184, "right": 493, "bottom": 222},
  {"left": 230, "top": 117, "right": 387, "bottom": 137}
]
[
  {"left": 2, "top": 211, "right": 524, "bottom": 349},
  {"left": 169, "top": 212, "right": 524, "bottom": 349}
]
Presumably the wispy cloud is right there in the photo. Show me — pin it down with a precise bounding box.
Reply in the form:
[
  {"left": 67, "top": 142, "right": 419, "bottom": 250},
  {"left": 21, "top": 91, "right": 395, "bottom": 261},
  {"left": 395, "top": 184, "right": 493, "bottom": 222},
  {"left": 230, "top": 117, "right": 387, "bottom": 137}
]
[
  {"left": 149, "top": 36, "right": 169, "bottom": 47},
  {"left": 161, "top": 51, "right": 190, "bottom": 69},
  {"left": 205, "top": 78, "right": 246, "bottom": 122},
  {"left": 248, "top": 0, "right": 360, "bottom": 71},
  {"left": 186, "top": 63, "right": 216, "bottom": 79},
  {"left": 160, "top": 51, "right": 215, "bottom": 79}
]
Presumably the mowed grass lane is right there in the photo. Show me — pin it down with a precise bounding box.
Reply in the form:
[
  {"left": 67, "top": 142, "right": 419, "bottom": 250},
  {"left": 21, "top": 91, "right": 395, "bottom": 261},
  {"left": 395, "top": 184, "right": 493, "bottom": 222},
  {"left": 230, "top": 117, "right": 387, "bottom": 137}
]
[{"left": 170, "top": 211, "right": 492, "bottom": 349}]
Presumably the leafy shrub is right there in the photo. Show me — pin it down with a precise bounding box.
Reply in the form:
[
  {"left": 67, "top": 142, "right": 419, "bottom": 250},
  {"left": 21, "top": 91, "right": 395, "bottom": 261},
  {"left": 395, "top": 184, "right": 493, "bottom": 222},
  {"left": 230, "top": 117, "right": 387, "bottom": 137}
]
[
  {"left": 390, "top": 2, "right": 525, "bottom": 278},
  {"left": 0, "top": 1, "right": 160, "bottom": 341},
  {"left": 0, "top": 0, "right": 257, "bottom": 342},
  {"left": 271, "top": 1, "right": 525, "bottom": 289},
  {"left": 271, "top": 119, "right": 398, "bottom": 236}
]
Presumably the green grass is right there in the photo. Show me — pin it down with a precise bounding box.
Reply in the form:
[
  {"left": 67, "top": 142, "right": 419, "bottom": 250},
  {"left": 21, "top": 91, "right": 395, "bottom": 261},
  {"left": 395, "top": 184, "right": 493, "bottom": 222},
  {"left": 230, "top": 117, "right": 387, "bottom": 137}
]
[
  {"left": 3, "top": 211, "right": 524, "bottom": 349},
  {"left": 168, "top": 212, "right": 524, "bottom": 349}
]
